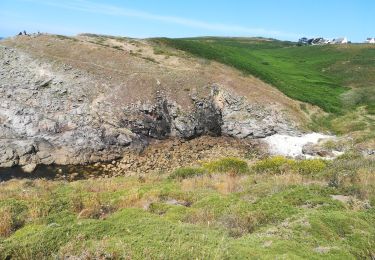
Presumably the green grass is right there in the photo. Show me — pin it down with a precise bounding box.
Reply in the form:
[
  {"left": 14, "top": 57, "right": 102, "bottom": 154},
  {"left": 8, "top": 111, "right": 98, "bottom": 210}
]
[
  {"left": 154, "top": 37, "right": 375, "bottom": 114},
  {"left": 1, "top": 155, "right": 374, "bottom": 258}
]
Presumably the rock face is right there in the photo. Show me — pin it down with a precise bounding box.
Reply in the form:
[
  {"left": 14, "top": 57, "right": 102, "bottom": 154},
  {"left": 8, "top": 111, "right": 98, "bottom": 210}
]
[
  {"left": 214, "top": 88, "right": 291, "bottom": 138},
  {"left": 0, "top": 44, "right": 295, "bottom": 168},
  {"left": 120, "top": 87, "right": 291, "bottom": 141},
  {"left": 0, "top": 46, "right": 134, "bottom": 167}
]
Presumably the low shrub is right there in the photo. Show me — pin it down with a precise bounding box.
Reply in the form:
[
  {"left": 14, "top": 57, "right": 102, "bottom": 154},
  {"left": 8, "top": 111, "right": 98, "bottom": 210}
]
[
  {"left": 143, "top": 56, "right": 158, "bottom": 63},
  {"left": 0, "top": 202, "right": 28, "bottom": 237},
  {"left": 0, "top": 208, "right": 13, "bottom": 237},
  {"left": 295, "top": 159, "right": 327, "bottom": 175},
  {"left": 202, "top": 158, "right": 249, "bottom": 175},
  {"left": 148, "top": 202, "right": 170, "bottom": 215},
  {"left": 78, "top": 193, "right": 114, "bottom": 219},
  {"left": 169, "top": 167, "right": 205, "bottom": 180},
  {"left": 219, "top": 212, "right": 263, "bottom": 237},
  {"left": 299, "top": 103, "right": 308, "bottom": 113},
  {"left": 153, "top": 46, "right": 173, "bottom": 56},
  {"left": 253, "top": 156, "right": 294, "bottom": 174},
  {"left": 325, "top": 157, "right": 375, "bottom": 199},
  {"left": 254, "top": 156, "right": 326, "bottom": 175},
  {"left": 112, "top": 45, "right": 123, "bottom": 51},
  {"left": 55, "top": 35, "right": 78, "bottom": 42}
]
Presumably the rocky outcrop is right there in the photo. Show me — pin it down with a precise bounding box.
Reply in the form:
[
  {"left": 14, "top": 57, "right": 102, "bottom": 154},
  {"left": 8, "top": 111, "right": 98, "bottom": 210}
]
[
  {"left": 0, "top": 45, "right": 295, "bottom": 169},
  {"left": 213, "top": 88, "right": 292, "bottom": 138},
  {"left": 120, "top": 86, "right": 293, "bottom": 141},
  {"left": 0, "top": 46, "right": 135, "bottom": 168}
]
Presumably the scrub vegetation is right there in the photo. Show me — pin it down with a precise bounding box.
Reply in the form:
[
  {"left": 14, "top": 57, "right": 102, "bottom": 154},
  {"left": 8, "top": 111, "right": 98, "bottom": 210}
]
[{"left": 1, "top": 155, "right": 374, "bottom": 259}]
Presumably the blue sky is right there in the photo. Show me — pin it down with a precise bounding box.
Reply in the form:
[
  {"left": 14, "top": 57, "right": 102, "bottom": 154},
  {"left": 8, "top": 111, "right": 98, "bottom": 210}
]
[{"left": 0, "top": 0, "right": 373, "bottom": 42}]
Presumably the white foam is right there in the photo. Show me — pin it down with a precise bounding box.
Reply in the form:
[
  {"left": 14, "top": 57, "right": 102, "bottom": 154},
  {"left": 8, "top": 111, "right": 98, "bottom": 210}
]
[{"left": 263, "top": 133, "right": 333, "bottom": 158}]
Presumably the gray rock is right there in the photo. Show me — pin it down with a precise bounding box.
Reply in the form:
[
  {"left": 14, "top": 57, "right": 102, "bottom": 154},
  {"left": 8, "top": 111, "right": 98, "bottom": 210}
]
[
  {"left": 122, "top": 86, "right": 293, "bottom": 141},
  {"left": 21, "top": 163, "right": 37, "bottom": 173},
  {"left": 0, "top": 46, "right": 295, "bottom": 168},
  {"left": 302, "top": 142, "right": 334, "bottom": 157}
]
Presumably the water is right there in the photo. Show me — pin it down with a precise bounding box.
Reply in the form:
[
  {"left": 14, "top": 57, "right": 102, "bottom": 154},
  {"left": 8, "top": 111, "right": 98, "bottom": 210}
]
[{"left": 0, "top": 164, "right": 105, "bottom": 182}]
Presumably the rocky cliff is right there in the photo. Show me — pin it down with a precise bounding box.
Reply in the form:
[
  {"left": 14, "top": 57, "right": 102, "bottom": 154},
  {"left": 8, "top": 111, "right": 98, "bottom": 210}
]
[{"left": 0, "top": 34, "right": 304, "bottom": 169}]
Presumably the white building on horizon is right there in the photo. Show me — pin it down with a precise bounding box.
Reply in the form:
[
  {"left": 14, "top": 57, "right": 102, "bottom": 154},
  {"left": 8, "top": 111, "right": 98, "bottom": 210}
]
[
  {"left": 365, "top": 38, "right": 375, "bottom": 44},
  {"left": 332, "top": 37, "right": 348, "bottom": 44}
]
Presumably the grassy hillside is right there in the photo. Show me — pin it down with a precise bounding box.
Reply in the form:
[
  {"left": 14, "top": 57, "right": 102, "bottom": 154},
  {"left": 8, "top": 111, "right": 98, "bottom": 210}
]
[
  {"left": 155, "top": 37, "right": 375, "bottom": 114},
  {"left": 1, "top": 156, "right": 375, "bottom": 259}
]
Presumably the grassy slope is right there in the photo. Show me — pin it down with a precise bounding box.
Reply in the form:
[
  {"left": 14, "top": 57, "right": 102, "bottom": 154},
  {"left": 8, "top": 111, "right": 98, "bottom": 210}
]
[
  {"left": 1, "top": 156, "right": 375, "bottom": 259},
  {"left": 155, "top": 37, "right": 375, "bottom": 114}
]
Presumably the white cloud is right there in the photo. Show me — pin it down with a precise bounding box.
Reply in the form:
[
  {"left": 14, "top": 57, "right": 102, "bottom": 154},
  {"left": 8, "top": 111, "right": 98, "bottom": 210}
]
[{"left": 16, "top": 0, "right": 299, "bottom": 39}]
